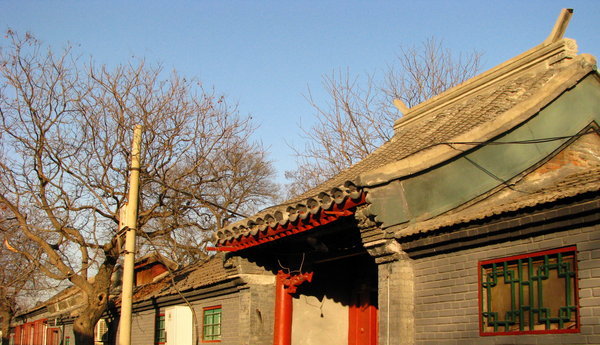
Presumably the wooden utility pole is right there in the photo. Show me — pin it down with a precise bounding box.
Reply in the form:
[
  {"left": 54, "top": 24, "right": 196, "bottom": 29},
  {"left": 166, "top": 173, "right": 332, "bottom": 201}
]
[{"left": 119, "top": 125, "right": 143, "bottom": 345}]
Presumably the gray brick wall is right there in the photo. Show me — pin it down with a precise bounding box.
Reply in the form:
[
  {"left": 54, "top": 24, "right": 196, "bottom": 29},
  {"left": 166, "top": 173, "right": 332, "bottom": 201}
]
[
  {"left": 191, "top": 294, "right": 240, "bottom": 345},
  {"left": 131, "top": 309, "right": 155, "bottom": 345},
  {"left": 121, "top": 294, "right": 243, "bottom": 345},
  {"left": 118, "top": 260, "right": 276, "bottom": 345},
  {"left": 378, "top": 256, "right": 415, "bottom": 345},
  {"left": 244, "top": 284, "right": 275, "bottom": 345},
  {"left": 412, "top": 224, "right": 600, "bottom": 345}
]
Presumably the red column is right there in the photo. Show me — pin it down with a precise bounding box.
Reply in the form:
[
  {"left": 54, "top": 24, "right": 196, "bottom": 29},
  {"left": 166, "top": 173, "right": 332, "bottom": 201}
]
[
  {"left": 273, "top": 271, "right": 293, "bottom": 345},
  {"left": 273, "top": 270, "right": 314, "bottom": 345}
]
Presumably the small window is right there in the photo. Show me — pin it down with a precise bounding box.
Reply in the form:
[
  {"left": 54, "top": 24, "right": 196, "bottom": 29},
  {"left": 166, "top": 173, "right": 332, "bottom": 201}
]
[
  {"left": 155, "top": 314, "right": 166, "bottom": 344},
  {"left": 94, "top": 319, "right": 108, "bottom": 344},
  {"left": 202, "top": 306, "right": 222, "bottom": 342},
  {"left": 479, "top": 246, "right": 579, "bottom": 335}
]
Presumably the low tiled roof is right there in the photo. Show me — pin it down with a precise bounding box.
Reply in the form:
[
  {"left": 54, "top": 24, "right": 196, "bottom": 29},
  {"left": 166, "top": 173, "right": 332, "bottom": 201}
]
[
  {"left": 18, "top": 255, "right": 231, "bottom": 318},
  {"left": 215, "top": 36, "right": 595, "bottom": 245},
  {"left": 17, "top": 285, "right": 80, "bottom": 317},
  {"left": 131, "top": 254, "right": 230, "bottom": 302}
]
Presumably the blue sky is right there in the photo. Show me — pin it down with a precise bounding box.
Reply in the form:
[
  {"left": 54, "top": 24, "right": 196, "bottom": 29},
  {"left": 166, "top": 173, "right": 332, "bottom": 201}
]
[{"left": 2, "top": 1, "right": 599, "bottom": 183}]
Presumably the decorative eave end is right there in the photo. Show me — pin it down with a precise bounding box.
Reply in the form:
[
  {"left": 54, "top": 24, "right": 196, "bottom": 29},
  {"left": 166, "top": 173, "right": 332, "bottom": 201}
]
[
  {"left": 544, "top": 8, "right": 573, "bottom": 45},
  {"left": 393, "top": 99, "right": 411, "bottom": 116}
]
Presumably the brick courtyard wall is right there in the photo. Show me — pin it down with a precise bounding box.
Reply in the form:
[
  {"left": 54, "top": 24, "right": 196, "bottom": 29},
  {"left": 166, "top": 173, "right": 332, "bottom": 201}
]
[
  {"left": 121, "top": 256, "right": 276, "bottom": 345},
  {"left": 130, "top": 309, "right": 155, "bottom": 345},
  {"left": 123, "top": 293, "right": 242, "bottom": 345},
  {"left": 378, "top": 255, "right": 415, "bottom": 345},
  {"left": 191, "top": 293, "right": 241, "bottom": 345},
  {"left": 244, "top": 284, "right": 275, "bottom": 345},
  {"left": 413, "top": 224, "right": 600, "bottom": 345}
]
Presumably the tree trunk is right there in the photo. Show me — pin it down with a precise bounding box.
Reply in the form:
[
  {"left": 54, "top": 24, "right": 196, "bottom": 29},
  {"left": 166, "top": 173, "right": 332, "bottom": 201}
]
[
  {"left": 73, "top": 314, "right": 95, "bottom": 345},
  {"left": 73, "top": 290, "right": 109, "bottom": 345},
  {"left": 0, "top": 308, "right": 12, "bottom": 345},
  {"left": 72, "top": 261, "right": 114, "bottom": 345}
]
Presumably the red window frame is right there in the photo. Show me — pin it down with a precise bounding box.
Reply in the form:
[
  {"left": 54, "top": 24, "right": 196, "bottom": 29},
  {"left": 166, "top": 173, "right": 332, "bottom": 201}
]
[{"left": 478, "top": 246, "right": 580, "bottom": 336}]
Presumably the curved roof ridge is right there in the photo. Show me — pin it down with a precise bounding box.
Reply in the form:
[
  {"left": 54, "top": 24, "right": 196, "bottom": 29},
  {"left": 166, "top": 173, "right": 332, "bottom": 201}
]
[
  {"left": 395, "top": 38, "right": 578, "bottom": 130},
  {"left": 359, "top": 54, "right": 597, "bottom": 187}
]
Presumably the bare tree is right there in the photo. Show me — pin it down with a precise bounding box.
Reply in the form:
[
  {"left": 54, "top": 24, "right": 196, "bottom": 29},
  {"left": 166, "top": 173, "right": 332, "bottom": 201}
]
[
  {"left": 0, "top": 31, "right": 277, "bottom": 345},
  {"left": 0, "top": 223, "right": 38, "bottom": 345},
  {"left": 286, "top": 38, "right": 481, "bottom": 196},
  {"left": 0, "top": 211, "right": 59, "bottom": 345},
  {"left": 0, "top": 250, "right": 28, "bottom": 345}
]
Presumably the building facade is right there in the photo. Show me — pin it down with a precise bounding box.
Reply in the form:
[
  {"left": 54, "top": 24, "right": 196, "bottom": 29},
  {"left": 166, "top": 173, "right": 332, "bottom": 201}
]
[
  {"left": 214, "top": 9, "right": 600, "bottom": 345},
  {"left": 10, "top": 253, "right": 275, "bottom": 345}
]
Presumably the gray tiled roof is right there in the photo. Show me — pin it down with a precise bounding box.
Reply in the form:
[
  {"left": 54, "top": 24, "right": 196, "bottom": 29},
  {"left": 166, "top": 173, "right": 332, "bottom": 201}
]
[
  {"left": 131, "top": 254, "right": 231, "bottom": 302},
  {"left": 291, "top": 68, "right": 557, "bottom": 200},
  {"left": 27, "top": 255, "right": 233, "bottom": 314},
  {"left": 215, "top": 38, "right": 596, "bottom": 245}
]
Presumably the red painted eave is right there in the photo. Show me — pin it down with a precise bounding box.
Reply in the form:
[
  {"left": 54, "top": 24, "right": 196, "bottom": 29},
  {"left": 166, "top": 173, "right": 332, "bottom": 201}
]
[{"left": 210, "top": 192, "right": 366, "bottom": 252}]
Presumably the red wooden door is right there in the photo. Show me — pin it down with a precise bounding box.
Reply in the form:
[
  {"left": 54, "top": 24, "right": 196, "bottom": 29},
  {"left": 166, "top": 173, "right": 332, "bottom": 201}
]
[
  {"left": 348, "top": 284, "right": 378, "bottom": 345},
  {"left": 46, "top": 329, "right": 59, "bottom": 345}
]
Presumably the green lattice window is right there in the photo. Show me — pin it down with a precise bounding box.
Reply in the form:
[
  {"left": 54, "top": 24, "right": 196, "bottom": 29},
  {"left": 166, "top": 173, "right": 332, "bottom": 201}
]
[
  {"left": 479, "top": 246, "right": 579, "bottom": 335},
  {"left": 202, "top": 306, "right": 222, "bottom": 342},
  {"left": 155, "top": 314, "right": 165, "bottom": 344}
]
